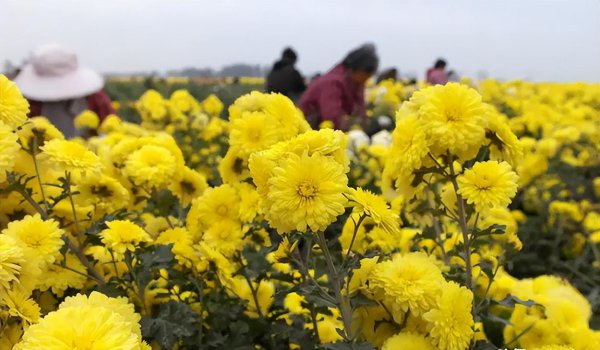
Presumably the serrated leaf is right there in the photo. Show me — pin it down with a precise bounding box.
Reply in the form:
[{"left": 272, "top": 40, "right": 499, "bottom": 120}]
[{"left": 141, "top": 301, "right": 198, "bottom": 349}]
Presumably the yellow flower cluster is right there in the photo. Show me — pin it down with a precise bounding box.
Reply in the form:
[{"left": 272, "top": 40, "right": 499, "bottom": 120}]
[{"left": 1, "top": 73, "right": 599, "bottom": 350}]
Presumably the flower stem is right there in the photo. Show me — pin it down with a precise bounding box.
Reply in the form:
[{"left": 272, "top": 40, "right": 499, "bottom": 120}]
[
  {"left": 447, "top": 155, "right": 475, "bottom": 317},
  {"left": 64, "top": 236, "right": 106, "bottom": 286},
  {"left": 315, "top": 231, "right": 353, "bottom": 341},
  {"left": 346, "top": 214, "right": 366, "bottom": 257},
  {"left": 31, "top": 138, "right": 50, "bottom": 213}
]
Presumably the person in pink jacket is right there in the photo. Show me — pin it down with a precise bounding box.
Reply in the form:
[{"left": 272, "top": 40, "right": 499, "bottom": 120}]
[
  {"left": 299, "top": 44, "right": 379, "bottom": 131},
  {"left": 426, "top": 58, "right": 449, "bottom": 85}
]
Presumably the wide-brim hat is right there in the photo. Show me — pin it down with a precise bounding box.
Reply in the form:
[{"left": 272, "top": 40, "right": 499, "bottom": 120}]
[{"left": 14, "top": 44, "right": 104, "bottom": 102}]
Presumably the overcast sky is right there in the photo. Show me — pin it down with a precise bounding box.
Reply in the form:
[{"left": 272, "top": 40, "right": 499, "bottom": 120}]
[{"left": 2, "top": 0, "right": 599, "bottom": 82}]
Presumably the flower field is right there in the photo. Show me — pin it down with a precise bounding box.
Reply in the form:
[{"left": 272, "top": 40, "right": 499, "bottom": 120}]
[{"left": 0, "top": 74, "right": 599, "bottom": 350}]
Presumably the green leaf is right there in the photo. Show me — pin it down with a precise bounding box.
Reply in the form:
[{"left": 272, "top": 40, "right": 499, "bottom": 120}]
[
  {"left": 140, "top": 301, "right": 198, "bottom": 349},
  {"left": 493, "top": 294, "right": 536, "bottom": 308}
]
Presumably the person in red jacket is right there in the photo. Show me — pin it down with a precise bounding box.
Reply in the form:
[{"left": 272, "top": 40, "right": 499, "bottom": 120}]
[
  {"left": 14, "top": 44, "right": 115, "bottom": 138},
  {"left": 299, "top": 44, "right": 378, "bottom": 131}
]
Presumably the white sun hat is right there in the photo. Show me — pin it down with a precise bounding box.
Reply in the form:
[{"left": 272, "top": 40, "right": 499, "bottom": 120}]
[{"left": 14, "top": 44, "right": 104, "bottom": 102}]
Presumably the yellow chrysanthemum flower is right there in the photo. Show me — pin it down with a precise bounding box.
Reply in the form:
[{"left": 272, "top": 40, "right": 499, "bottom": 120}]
[
  {"left": 16, "top": 116, "right": 64, "bottom": 151},
  {"left": 0, "top": 74, "right": 29, "bottom": 129},
  {"left": 169, "top": 166, "right": 208, "bottom": 207},
  {"left": 419, "top": 82, "right": 487, "bottom": 157},
  {"left": 169, "top": 89, "right": 201, "bottom": 115},
  {"left": 186, "top": 184, "right": 241, "bottom": 237},
  {"left": 369, "top": 252, "right": 444, "bottom": 318},
  {"left": 16, "top": 303, "right": 141, "bottom": 350},
  {"left": 381, "top": 332, "right": 435, "bottom": 350},
  {"left": 74, "top": 110, "right": 100, "bottom": 130},
  {"left": 286, "top": 129, "right": 349, "bottom": 171},
  {"left": 40, "top": 139, "right": 103, "bottom": 175},
  {"left": 0, "top": 121, "right": 20, "bottom": 182},
  {"left": 229, "top": 111, "right": 279, "bottom": 159},
  {"left": 346, "top": 187, "right": 400, "bottom": 235},
  {"left": 98, "top": 114, "right": 122, "bottom": 134},
  {"left": 486, "top": 112, "right": 524, "bottom": 168},
  {"left": 266, "top": 152, "right": 348, "bottom": 233},
  {"left": 2, "top": 287, "right": 41, "bottom": 325},
  {"left": 100, "top": 220, "right": 151, "bottom": 255},
  {"left": 0, "top": 236, "right": 24, "bottom": 291},
  {"left": 60, "top": 292, "right": 142, "bottom": 338},
  {"left": 36, "top": 253, "right": 87, "bottom": 296},
  {"left": 123, "top": 144, "right": 177, "bottom": 189},
  {"left": 77, "top": 173, "right": 130, "bottom": 213},
  {"left": 457, "top": 161, "right": 519, "bottom": 212},
  {"left": 423, "top": 281, "right": 474, "bottom": 350},
  {"left": 2, "top": 214, "right": 64, "bottom": 267},
  {"left": 201, "top": 220, "right": 245, "bottom": 257},
  {"left": 235, "top": 182, "right": 261, "bottom": 222},
  {"left": 219, "top": 146, "right": 252, "bottom": 184},
  {"left": 155, "top": 227, "right": 198, "bottom": 268},
  {"left": 200, "top": 94, "right": 224, "bottom": 117},
  {"left": 136, "top": 89, "right": 168, "bottom": 121},
  {"left": 388, "top": 113, "right": 431, "bottom": 173}
]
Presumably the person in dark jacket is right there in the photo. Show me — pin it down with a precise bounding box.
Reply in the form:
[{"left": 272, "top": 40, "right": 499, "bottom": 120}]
[
  {"left": 265, "top": 47, "right": 306, "bottom": 101},
  {"left": 299, "top": 44, "right": 378, "bottom": 131}
]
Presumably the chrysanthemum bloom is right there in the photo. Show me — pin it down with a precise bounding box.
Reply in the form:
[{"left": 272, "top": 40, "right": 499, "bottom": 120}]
[
  {"left": 457, "top": 160, "right": 519, "bottom": 212},
  {"left": 0, "top": 237, "right": 24, "bottom": 291},
  {"left": 201, "top": 94, "right": 224, "bottom": 117},
  {"left": 286, "top": 129, "right": 349, "bottom": 171},
  {"left": 169, "top": 89, "right": 201, "bottom": 115},
  {"left": 60, "top": 292, "right": 142, "bottom": 338},
  {"left": 98, "top": 114, "right": 122, "bottom": 134},
  {"left": 40, "top": 139, "right": 103, "bottom": 176},
  {"left": 186, "top": 184, "right": 241, "bottom": 237},
  {"left": 418, "top": 83, "right": 487, "bottom": 158},
  {"left": 136, "top": 89, "right": 168, "bottom": 121},
  {"left": 16, "top": 303, "right": 144, "bottom": 350},
  {"left": 346, "top": 187, "right": 400, "bottom": 235},
  {"left": 2, "top": 214, "right": 64, "bottom": 267},
  {"left": 100, "top": 220, "right": 151, "bottom": 255},
  {"left": 0, "top": 74, "right": 29, "bottom": 129},
  {"left": 486, "top": 112, "right": 523, "bottom": 168},
  {"left": 2, "top": 287, "right": 41, "bottom": 325},
  {"left": 77, "top": 173, "right": 130, "bottom": 213},
  {"left": 123, "top": 144, "right": 177, "bottom": 190},
  {"left": 155, "top": 227, "right": 198, "bottom": 268},
  {"left": 0, "top": 121, "right": 20, "bottom": 182},
  {"left": 17, "top": 116, "right": 64, "bottom": 151},
  {"left": 74, "top": 110, "right": 100, "bottom": 130},
  {"left": 479, "top": 207, "right": 523, "bottom": 250},
  {"left": 423, "top": 282, "right": 474, "bottom": 350},
  {"left": 235, "top": 182, "right": 261, "bottom": 222},
  {"left": 228, "top": 91, "right": 269, "bottom": 121},
  {"left": 368, "top": 252, "right": 444, "bottom": 319},
  {"left": 229, "top": 111, "right": 279, "bottom": 159},
  {"left": 200, "top": 220, "right": 245, "bottom": 257},
  {"left": 37, "top": 253, "right": 87, "bottom": 296},
  {"left": 266, "top": 152, "right": 348, "bottom": 233},
  {"left": 169, "top": 166, "right": 208, "bottom": 207},
  {"left": 387, "top": 113, "right": 431, "bottom": 174},
  {"left": 218, "top": 146, "right": 252, "bottom": 184},
  {"left": 381, "top": 332, "right": 435, "bottom": 350}
]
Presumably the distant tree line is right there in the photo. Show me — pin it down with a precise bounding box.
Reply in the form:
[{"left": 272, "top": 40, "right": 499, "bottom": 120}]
[{"left": 167, "top": 64, "right": 269, "bottom": 77}]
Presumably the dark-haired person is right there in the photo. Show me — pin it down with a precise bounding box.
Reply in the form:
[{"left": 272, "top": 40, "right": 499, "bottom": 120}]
[
  {"left": 299, "top": 44, "right": 379, "bottom": 131},
  {"left": 426, "top": 58, "right": 449, "bottom": 85},
  {"left": 265, "top": 47, "right": 306, "bottom": 101}
]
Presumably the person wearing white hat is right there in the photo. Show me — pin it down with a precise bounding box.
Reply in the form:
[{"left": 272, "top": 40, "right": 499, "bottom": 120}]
[{"left": 14, "top": 44, "right": 115, "bottom": 137}]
